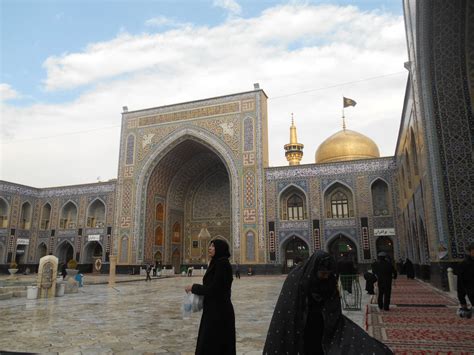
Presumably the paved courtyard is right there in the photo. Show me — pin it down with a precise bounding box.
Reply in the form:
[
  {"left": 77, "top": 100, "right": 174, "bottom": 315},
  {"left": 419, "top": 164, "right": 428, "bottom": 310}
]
[{"left": 0, "top": 274, "right": 369, "bottom": 354}]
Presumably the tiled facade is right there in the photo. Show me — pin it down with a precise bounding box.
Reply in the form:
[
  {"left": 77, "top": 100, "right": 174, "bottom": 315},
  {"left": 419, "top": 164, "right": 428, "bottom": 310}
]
[
  {"left": 396, "top": 0, "right": 474, "bottom": 288},
  {"left": 0, "top": 1, "right": 472, "bottom": 290},
  {"left": 0, "top": 181, "right": 115, "bottom": 268}
]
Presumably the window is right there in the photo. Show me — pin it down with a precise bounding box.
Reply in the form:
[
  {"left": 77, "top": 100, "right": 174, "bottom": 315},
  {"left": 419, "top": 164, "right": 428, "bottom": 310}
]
[
  {"left": 60, "top": 202, "right": 78, "bottom": 229},
  {"left": 40, "top": 203, "right": 52, "bottom": 230},
  {"left": 324, "top": 183, "right": 354, "bottom": 219},
  {"left": 156, "top": 203, "right": 164, "bottom": 221},
  {"left": 280, "top": 186, "right": 307, "bottom": 221},
  {"left": 331, "top": 191, "right": 349, "bottom": 218},
  {"left": 0, "top": 198, "right": 9, "bottom": 228},
  {"left": 287, "top": 194, "right": 304, "bottom": 220},
  {"left": 20, "top": 202, "right": 32, "bottom": 229},
  {"left": 155, "top": 226, "right": 163, "bottom": 246},
  {"left": 172, "top": 223, "right": 180, "bottom": 243},
  {"left": 86, "top": 199, "right": 106, "bottom": 228}
]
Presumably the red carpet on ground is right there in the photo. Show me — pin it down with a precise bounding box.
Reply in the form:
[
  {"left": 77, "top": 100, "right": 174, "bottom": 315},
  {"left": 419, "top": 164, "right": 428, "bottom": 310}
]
[{"left": 367, "top": 278, "right": 474, "bottom": 354}]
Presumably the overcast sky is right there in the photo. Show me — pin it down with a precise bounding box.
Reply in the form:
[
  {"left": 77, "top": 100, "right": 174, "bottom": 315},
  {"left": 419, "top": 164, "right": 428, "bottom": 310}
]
[{"left": 0, "top": 0, "right": 408, "bottom": 188}]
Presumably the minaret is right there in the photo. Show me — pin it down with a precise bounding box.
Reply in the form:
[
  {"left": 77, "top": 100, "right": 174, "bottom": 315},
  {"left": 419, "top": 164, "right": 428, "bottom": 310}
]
[{"left": 284, "top": 114, "right": 304, "bottom": 165}]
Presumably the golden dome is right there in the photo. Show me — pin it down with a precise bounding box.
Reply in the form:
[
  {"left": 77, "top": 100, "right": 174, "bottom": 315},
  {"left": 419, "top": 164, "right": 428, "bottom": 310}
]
[{"left": 315, "top": 129, "right": 380, "bottom": 164}]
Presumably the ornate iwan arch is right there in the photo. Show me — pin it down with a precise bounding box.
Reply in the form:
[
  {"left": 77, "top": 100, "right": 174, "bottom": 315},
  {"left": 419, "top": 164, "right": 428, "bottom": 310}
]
[{"left": 133, "top": 126, "right": 241, "bottom": 264}]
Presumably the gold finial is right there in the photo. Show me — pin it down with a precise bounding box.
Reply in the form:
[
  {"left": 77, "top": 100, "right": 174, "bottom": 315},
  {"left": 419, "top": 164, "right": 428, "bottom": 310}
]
[
  {"left": 290, "top": 114, "right": 298, "bottom": 144},
  {"left": 342, "top": 110, "right": 346, "bottom": 130},
  {"left": 284, "top": 113, "right": 304, "bottom": 165}
]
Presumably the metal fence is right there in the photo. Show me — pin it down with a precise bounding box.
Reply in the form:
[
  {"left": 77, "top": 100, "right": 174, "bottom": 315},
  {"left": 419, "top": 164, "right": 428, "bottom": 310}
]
[{"left": 339, "top": 274, "right": 362, "bottom": 310}]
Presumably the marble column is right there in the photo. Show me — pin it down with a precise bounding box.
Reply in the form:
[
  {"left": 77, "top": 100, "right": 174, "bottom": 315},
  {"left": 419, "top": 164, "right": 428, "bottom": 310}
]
[{"left": 108, "top": 255, "right": 117, "bottom": 287}]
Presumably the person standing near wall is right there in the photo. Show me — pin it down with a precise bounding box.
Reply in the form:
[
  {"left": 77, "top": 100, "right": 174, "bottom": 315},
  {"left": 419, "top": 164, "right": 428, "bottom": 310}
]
[
  {"left": 185, "top": 239, "right": 236, "bottom": 355},
  {"left": 372, "top": 252, "right": 397, "bottom": 311},
  {"left": 404, "top": 258, "right": 415, "bottom": 279},
  {"left": 456, "top": 243, "right": 474, "bottom": 318}
]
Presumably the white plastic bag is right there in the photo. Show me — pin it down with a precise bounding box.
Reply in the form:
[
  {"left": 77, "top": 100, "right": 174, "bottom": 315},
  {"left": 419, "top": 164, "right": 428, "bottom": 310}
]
[
  {"left": 182, "top": 293, "right": 193, "bottom": 319},
  {"left": 191, "top": 294, "right": 204, "bottom": 312}
]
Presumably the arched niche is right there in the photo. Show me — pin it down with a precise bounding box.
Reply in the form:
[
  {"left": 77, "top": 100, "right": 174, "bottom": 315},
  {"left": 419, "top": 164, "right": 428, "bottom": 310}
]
[
  {"left": 60, "top": 201, "right": 78, "bottom": 229},
  {"left": 281, "top": 235, "right": 309, "bottom": 273},
  {"left": 0, "top": 198, "right": 9, "bottom": 228},
  {"left": 20, "top": 201, "right": 32, "bottom": 230},
  {"left": 324, "top": 182, "right": 354, "bottom": 219},
  {"left": 376, "top": 236, "right": 394, "bottom": 262},
  {"left": 83, "top": 241, "right": 103, "bottom": 263},
  {"left": 327, "top": 233, "right": 358, "bottom": 264},
  {"left": 36, "top": 242, "right": 48, "bottom": 262},
  {"left": 56, "top": 241, "right": 74, "bottom": 264},
  {"left": 172, "top": 222, "right": 181, "bottom": 244},
  {"left": 41, "top": 203, "right": 52, "bottom": 230},
  {"left": 155, "top": 226, "right": 163, "bottom": 246},
  {"left": 410, "top": 129, "right": 419, "bottom": 175},
  {"left": 156, "top": 203, "right": 164, "bottom": 221},
  {"left": 279, "top": 185, "right": 307, "bottom": 221},
  {"left": 371, "top": 179, "right": 390, "bottom": 216},
  {"left": 137, "top": 128, "right": 239, "bottom": 265},
  {"left": 87, "top": 199, "right": 106, "bottom": 228}
]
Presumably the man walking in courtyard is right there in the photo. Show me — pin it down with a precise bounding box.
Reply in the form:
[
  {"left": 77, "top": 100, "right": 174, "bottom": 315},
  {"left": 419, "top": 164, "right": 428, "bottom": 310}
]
[
  {"left": 145, "top": 264, "right": 152, "bottom": 281},
  {"left": 373, "top": 252, "right": 397, "bottom": 311}
]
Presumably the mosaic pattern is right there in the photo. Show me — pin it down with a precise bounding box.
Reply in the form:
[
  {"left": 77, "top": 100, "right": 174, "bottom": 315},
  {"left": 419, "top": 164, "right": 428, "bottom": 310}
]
[
  {"left": 193, "top": 171, "right": 230, "bottom": 219},
  {"left": 265, "top": 181, "right": 276, "bottom": 220},
  {"left": 254, "top": 95, "right": 266, "bottom": 250},
  {"left": 266, "top": 158, "right": 395, "bottom": 180},
  {"left": 279, "top": 220, "right": 309, "bottom": 230},
  {"left": 120, "top": 181, "right": 133, "bottom": 219},
  {"left": 8, "top": 196, "right": 20, "bottom": 229},
  {"left": 137, "top": 125, "right": 176, "bottom": 163},
  {"left": 309, "top": 178, "right": 321, "bottom": 217},
  {"left": 197, "top": 116, "right": 241, "bottom": 153},
  {"left": 468, "top": 1, "right": 474, "bottom": 103},
  {"left": 245, "top": 231, "right": 255, "bottom": 261},
  {"left": 138, "top": 101, "right": 240, "bottom": 127},
  {"left": 119, "top": 236, "right": 128, "bottom": 263},
  {"left": 243, "top": 116, "right": 254, "bottom": 152},
  {"left": 125, "top": 134, "right": 135, "bottom": 165},
  {"left": 428, "top": 1, "right": 474, "bottom": 257},
  {"left": 244, "top": 170, "right": 255, "bottom": 208}
]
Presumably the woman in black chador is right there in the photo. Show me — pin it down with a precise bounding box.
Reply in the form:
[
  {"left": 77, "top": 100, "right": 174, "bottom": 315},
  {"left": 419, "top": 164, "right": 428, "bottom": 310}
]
[
  {"left": 404, "top": 258, "right": 415, "bottom": 279},
  {"left": 264, "top": 251, "right": 393, "bottom": 355},
  {"left": 185, "top": 239, "right": 236, "bottom": 355}
]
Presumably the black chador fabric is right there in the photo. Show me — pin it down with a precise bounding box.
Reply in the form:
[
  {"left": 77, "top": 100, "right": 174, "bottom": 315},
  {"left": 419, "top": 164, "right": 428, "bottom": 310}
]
[
  {"left": 404, "top": 258, "right": 415, "bottom": 279},
  {"left": 364, "top": 272, "right": 377, "bottom": 295},
  {"left": 263, "top": 251, "right": 393, "bottom": 355},
  {"left": 191, "top": 239, "right": 236, "bottom": 355}
]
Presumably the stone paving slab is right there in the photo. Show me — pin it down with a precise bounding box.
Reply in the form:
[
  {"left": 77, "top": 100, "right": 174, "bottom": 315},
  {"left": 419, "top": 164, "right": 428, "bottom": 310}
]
[{"left": 0, "top": 275, "right": 371, "bottom": 354}]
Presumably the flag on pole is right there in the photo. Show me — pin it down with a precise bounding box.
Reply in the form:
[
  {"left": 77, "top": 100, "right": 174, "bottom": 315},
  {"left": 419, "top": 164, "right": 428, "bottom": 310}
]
[{"left": 343, "top": 97, "right": 357, "bottom": 108}]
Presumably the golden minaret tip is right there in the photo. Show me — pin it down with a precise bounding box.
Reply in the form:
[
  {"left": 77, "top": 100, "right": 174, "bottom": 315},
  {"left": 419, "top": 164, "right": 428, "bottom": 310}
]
[{"left": 284, "top": 113, "right": 304, "bottom": 166}]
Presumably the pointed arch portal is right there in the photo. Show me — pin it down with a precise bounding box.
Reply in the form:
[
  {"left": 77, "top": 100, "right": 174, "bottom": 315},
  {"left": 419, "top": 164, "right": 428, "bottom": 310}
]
[{"left": 136, "top": 130, "right": 239, "bottom": 267}]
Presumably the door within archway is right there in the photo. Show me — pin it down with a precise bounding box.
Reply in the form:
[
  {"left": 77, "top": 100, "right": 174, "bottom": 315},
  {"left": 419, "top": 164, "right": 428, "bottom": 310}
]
[
  {"left": 37, "top": 243, "right": 47, "bottom": 262},
  {"left": 376, "top": 236, "right": 394, "bottom": 262},
  {"left": 154, "top": 251, "right": 162, "bottom": 266},
  {"left": 84, "top": 242, "right": 103, "bottom": 263},
  {"left": 283, "top": 236, "right": 309, "bottom": 273},
  {"left": 328, "top": 234, "right": 358, "bottom": 264},
  {"left": 57, "top": 242, "right": 74, "bottom": 264},
  {"left": 172, "top": 249, "right": 180, "bottom": 274}
]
